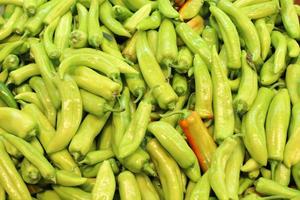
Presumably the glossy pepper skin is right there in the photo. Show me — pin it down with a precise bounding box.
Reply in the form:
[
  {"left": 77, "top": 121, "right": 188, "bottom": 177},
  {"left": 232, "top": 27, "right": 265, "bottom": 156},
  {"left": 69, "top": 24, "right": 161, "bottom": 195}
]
[
  {"left": 266, "top": 89, "right": 291, "bottom": 162},
  {"left": 179, "top": 111, "right": 217, "bottom": 172},
  {"left": 242, "top": 87, "right": 274, "bottom": 166}
]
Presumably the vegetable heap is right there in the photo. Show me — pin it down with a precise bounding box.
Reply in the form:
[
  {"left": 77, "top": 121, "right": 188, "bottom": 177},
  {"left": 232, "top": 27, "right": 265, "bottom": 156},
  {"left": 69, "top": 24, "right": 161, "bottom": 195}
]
[{"left": 0, "top": 0, "right": 299, "bottom": 199}]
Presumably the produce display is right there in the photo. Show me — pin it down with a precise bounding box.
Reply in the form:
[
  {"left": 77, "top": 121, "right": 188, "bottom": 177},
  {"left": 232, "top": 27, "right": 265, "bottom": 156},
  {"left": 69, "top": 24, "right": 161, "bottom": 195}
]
[{"left": 0, "top": 0, "right": 299, "bottom": 199}]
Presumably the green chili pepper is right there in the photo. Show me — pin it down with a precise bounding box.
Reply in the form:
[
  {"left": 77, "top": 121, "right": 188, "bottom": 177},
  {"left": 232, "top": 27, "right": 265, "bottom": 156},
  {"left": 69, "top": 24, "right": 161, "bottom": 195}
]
[
  {"left": 20, "top": 158, "right": 41, "bottom": 184},
  {"left": 260, "top": 55, "right": 285, "bottom": 86},
  {"left": 210, "top": 5, "right": 241, "bottom": 69},
  {"left": 118, "top": 171, "right": 141, "bottom": 200},
  {"left": 238, "top": 178, "right": 254, "bottom": 195},
  {"left": 56, "top": 170, "right": 87, "bottom": 187},
  {"left": 0, "top": 40, "right": 23, "bottom": 63},
  {"left": 53, "top": 186, "right": 91, "bottom": 200},
  {"left": 189, "top": 171, "right": 210, "bottom": 200},
  {"left": 233, "top": 51, "right": 258, "bottom": 115},
  {"left": 91, "top": 160, "right": 115, "bottom": 200},
  {"left": 122, "top": 31, "right": 138, "bottom": 63},
  {"left": 211, "top": 46, "right": 234, "bottom": 142},
  {"left": 193, "top": 54, "right": 213, "bottom": 119},
  {"left": 156, "top": 18, "right": 178, "bottom": 68},
  {"left": 255, "top": 18, "right": 271, "bottom": 61},
  {"left": 176, "top": 22, "right": 211, "bottom": 65},
  {"left": 241, "top": 158, "right": 261, "bottom": 172},
  {"left": 280, "top": 0, "right": 300, "bottom": 39},
  {"left": 136, "top": 173, "right": 160, "bottom": 200},
  {"left": 209, "top": 137, "right": 238, "bottom": 200},
  {"left": 14, "top": 83, "right": 33, "bottom": 94},
  {"left": 146, "top": 139, "right": 183, "bottom": 200},
  {"left": 249, "top": 169, "right": 260, "bottom": 179},
  {"left": 158, "top": 0, "right": 179, "bottom": 18},
  {"left": 15, "top": 92, "right": 43, "bottom": 111},
  {"left": 202, "top": 25, "right": 219, "bottom": 51},
  {"left": 0, "top": 140, "right": 31, "bottom": 200},
  {"left": 43, "top": 18, "right": 60, "bottom": 60},
  {"left": 23, "top": 0, "right": 38, "bottom": 16},
  {"left": 2, "top": 54, "right": 19, "bottom": 71},
  {"left": 218, "top": 0, "right": 261, "bottom": 64},
  {"left": 271, "top": 31, "right": 287, "bottom": 74},
  {"left": 113, "top": 5, "right": 133, "bottom": 21},
  {"left": 13, "top": 11, "right": 28, "bottom": 34},
  {"left": 266, "top": 89, "right": 291, "bottom": 162},
  {"left": 69, "top": 113, "right": 110, "bottom": 161},
  {"left": 241, "top": 0, "right": 279, "bottom": 19},
  {"left": 286, "top": 36, "right": 300, "bottom": 58},
  {"left": 2, "top": 4, "right": 16, "bottom": 19},
  {"left": 255, "top": 177, "right": 300, "bottom": 198},
  {"left": 124, "top": 65, "right": 146, "bottom": 102},
  {"left": 179, "top": 0, "right": 203, "bottom": 20},
  {"left": 36, "top": 190, "right": 61, "bottom": 200},
  {"left": 137, "top": 10, "right": 161, "bottom": 31},
  {"left": 70, "top": 3, "right": 88, "bottom": 48},
  {"left": 71, "top": 66, "right": 121, "bottom": 101},
  {"left": 100, "top": 26, "right": 124, "bottom": 59},
  {"left": 273, "top": 162, "right": 290, "bottom": 186},
  {"left": 54, "top": 11, "right": 72, "bottom": 53},
  {"left": 136, "top": 31, "right": 178, "bottom": 110},
  {"left": 148, "top": 121, "right": 197, "bottom": 169},
  {"left": 0, "top": 70, "right": 8, "bottom": 83},
  {"left": 225, "top": 138, "right": 245, "bottom": 200},
  {"left": 0, "top": 130, "right": 22, "bottom": 158},
  {"left": 87, "top": 0, "right": 102, "bottom": 47},
  {"left": 147, "top": 29, "right": 158, "bottom": 55},
  {"left": 286, "top": 64, "right": 300, "bottom": 106},
  {"left": 118, "top": 98, "right": 152, "bottom": 158},
  {"left": 43, "top": 0, "right": 75, "bottom": 25},
  {"left": 100, "top": 1, "right": 131, "bottom": 37},
  {"left": 29, "top": 76, "right": 57, "bottom": 127},
  {"left": 97, "top": 120, "right": 112, "bottom": 150},
  {"left": 172, "top": 73, "right": 187, "bottom": 96},
  {"left": 0, "top": 82, "right": 17, "bottom": 108},
  {"left": 242, "top": 87, "right": 274, "bottom": 166},
  {"left": 30, "top": 42, "right": 60, "bottom": 109},
  {"left": 46, "top": 75, "right": 82, "bottom": 154},
  {"left": 0, "top": 7, "right": 22, "bottom": 40},
  {"left": 79, "top": 149, "right": 114, "bottom": 165},
  {"left": 173, "top": 46, "right": 193, "bottom": 74},
  {"left": 2, "top": 132, "right": 56, "bottom": 182},
  {"left": 80, "top": 89, "right": 116, "bottom": 117}
]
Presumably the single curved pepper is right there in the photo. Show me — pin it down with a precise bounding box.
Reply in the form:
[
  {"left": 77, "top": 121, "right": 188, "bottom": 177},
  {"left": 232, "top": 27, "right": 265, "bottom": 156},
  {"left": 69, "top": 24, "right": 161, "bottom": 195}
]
[
  {"left": 274, "top": 162, "right": 290, "bottom": 186},
  {"left": 136, "top": 31, "right": 178, "bottom": 110},
  {"left": 202, "top": 25, "right": 219, "bottom": 51},
  {"left": 218, "top": 0, "right": 261, "bottom": 64},
  {"left": 122, "top": 32, "right": 138, "bottom": 62},
  {"left": 146, "top": 139, "right": 183, "bottom": 200},
  {"left": 2, "top": 54, "right": 19, "bottom": 71},
  {"left": 286, "top": 64, "right": 300, "bottom": 105},
  {"left": 255, "top": 18, "right": 271, "bottom": 61},
  {"left": 266, "top": 89, "right": 291, "bottom": 162},
  {"left": 29, "top": 76, "right": 57, "bottom": 127},
  {"left": 172, "top": 73, "right": 187, "bottom": 96},
  {"left": 194, "top": 54, "right": 213, "bottom": 119},
  {"left": 69, "top": 113, "right": 110, "bottom": 161},
  {"left": 123, "top": 0, "right": 156, "bottom": 11},
  {"left": 242, "top": 87, "right": 274, "bottom": 166},
  {"left": 100, "top": 1, "right": 131, "bottom": 37},
  {"left": 137, "top": 10, "right": 161, "bottom": 31},
  {"left": 118, "top": 171, "right": 141, "bottom": 200},
  {"left": 283, "top": 103, "right": 300, "bottom": 167},
  {"left": 271, "top": 31, "right": 287, "bottom": 74},
  {"left": 92, "top": 160, "right": 115, "bottom": 200},
  {"left": 0, "top": 82, "right": 17, "bottom": 108},
  {"left": 54, "top": 11, "right": 72, "bottom": 53},
  {"left": 97, "top": 120, "right": 112, "bottom": 150},
  {"left": 147, "top": 30, "right": 158, "bottom": 55},
  {"left": 178, "top": 110, "right": 217, "bottom": 172},
  {"left": 2, "top": 132, "right": 56, "bottom": 182},
  {"left": 286, "top": 36, "right": 300, "bottom": 58},
  {"left": 158, "top": 0, "right": 179, "bottom": 18},
  {"left": 46, "top": 75, "right": 82, "bottom": 154},
  {"left": 43, "top": 18, "right": 60, "bottom": 59},
  {"left": 211, "top": 46, "right": 234, "bottom": 142},
  {"left": 0, "top": 40, "right": 23, "bottom": 63},
  {"left": 173, "top": 46, "right": 193, "bottom": 74},
  {"left": 176, "top": 22, "right": 211, "bottom": 65},
  {"left": 260, "top": 55, "right": 285, "bottom": 86},
  {"left": 113, "top": 5, "right": 133, "bottom": 21},
  {"left": 136, "top": 173, "right": 160, "bottom": 200},
  {"left": 209, "top": 137, "right": 238, "bottom": 200},
  {"left": 87, "top": 0, "right": 102, "bottom": 47},
  {"left": 118, "top": 98, "right": 152, "bottom": 158},
  {"left": 241, "top": 158, "right": 261, "bottom": 172},
  {"left": 0, "top": 7, "right": 22, "bottom": 40},
  {"left": 225, "top": 138, "right": 245, "bottom": 200},
  {"left": 280, "top": 0, "right": 300, "bottom": 39},
  {"left": 0, "top": 140, "right": 31, "bottom": 200},
  {"left": 233, "top": 51, "right": 258, "bottom": 115},
  {"left": 255, "top": 177, "right": 300, "bottom": 198},
  {"left": 148, "top": 121, "right": 197, "bottom": 169},
  {"left": 79, "top": 149, "right": 114, "bottom": 165},
  {"left": 15, "top": 92, "right": 44, "bottom": 111},
  {"left": 71, "top": 66, "right": 121, "bottom": 101},
  {"left": 179, "top": 0, "right": 204, "bottom": 20},
  {"left": 43, "top": 0, "right": 75, "bottom": 25},
  {"left": 210, "top": 5, "right": 241, "bottom": 69},
  {"left": 70, "top": 3, "right": 88, "bottom": 48}
]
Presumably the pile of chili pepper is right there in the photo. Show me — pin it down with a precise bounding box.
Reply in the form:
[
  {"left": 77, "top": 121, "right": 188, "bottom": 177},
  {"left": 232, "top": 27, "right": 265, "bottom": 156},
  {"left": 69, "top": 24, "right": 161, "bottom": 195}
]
[{"left": 0, "top": 0, "right": 299, "bottom": 199}]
